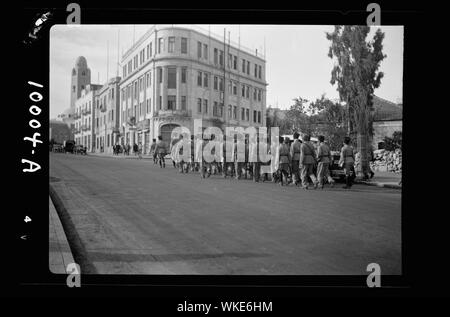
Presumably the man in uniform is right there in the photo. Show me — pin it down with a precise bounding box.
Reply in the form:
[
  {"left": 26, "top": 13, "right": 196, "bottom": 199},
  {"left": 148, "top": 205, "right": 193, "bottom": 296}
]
[
  {"left": 316, "top": 135, "right": 335, "bottom": 189},
  {"left": 300, "top": 134, "right": 318, "bottom": 189},
  {"left": 290, "top": 132, "right": 302, "bottom": 186},
  {"left": 339, "top": 136, "right": 355, "bottom": 189},
  {"left": 278, "top": 137, "right": 291, "bottom": 186},
  {"left": 154, "top": 135, "right": 168, "bottom": 168}
]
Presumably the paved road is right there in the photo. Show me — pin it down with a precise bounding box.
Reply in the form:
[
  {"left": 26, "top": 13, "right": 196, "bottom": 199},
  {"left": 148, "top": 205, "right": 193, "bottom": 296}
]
[{"left": 50, "top": 152, "right": 401, "bottom": 275}]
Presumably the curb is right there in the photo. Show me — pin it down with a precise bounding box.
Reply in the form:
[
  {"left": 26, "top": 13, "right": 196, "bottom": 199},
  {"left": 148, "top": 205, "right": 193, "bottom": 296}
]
[
  {"left": 49, "top": 184, "right": 98, "bottom": 274},
  {"left": 49, "top": 196, "right": 75, "bottom": 274},
  {"left": 355, "top": 180, "right": 401, "bottom": 189}
]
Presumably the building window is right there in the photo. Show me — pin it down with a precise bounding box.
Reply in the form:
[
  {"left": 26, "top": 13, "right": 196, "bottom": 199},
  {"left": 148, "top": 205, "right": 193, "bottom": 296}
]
[
  {"left": 214, "top": 48, "right": 218, "bottom": 65},
  {"left": 159, "top": 96, "right": 162, "bottom": 110},
  {"left": 228, "top": 105, "right": 232, "bottom": 118},
  {"left": 181, "top": 38, "right": 188, "bottom": 54},
  {"left": 219, "top": 77, "right": 224, "bottom": 92},
  {"left": 259, "top": 65, "right": 262, "bottom": 79},
  {"left": 253, "top": 88, "right": 257, "bottom": 100},
  {"left": 219, "top": 50, "right": 224, "bottom": 67},
  {"left": 146, "top": 44, "right": 150, "bottom": 59},
  {"left": 258, "top": 111, "right": 261, "bottom": 123},
  {"left": 146, "top": 72, "right": 151, "bottom": 87},
  {"left": 242, "top": 59, "right": 245, "bottom": 72},
  {"left": 149, "top": 42, "right": 153, "bottom": 57},
  {"left": 233, "top": 56, "right": 237, "bottom": 70},
  {"left": 253, "top": 110, "right": 257, "bottom": 123},
  {"left": 146, "top": 99, "right": 150, "bottom": 113},
  {"left": 241, "top": 85, "right": 245, "bottom": 97},
  {"left": 247, "top": 61, "right": 250, "bottom": 75},
  {"left": 219, "top": 103, "right": 224, "bottom": 117},
  {"left": 246, "top": 86, "right": 249, "bottom": 99},
  {"left": 233, "top": 106, "right": 237, "bottom": 119},
  {"left": 213, "top": 102, "right": 218, "bottom": 116},
  {"left": 181, "top": 96, "right": 186, "bottom": 110},
  {"left": 158, "top": 67, "right": 162, "bottom": 83},
  {"left": 197, "top": 71, "right": 202, "bottom": 86},
  {"left": 246, "top": 109, "right": 249, "bottom": 121},
  {"left": 258, "top": 89, "right": 262, "bottom": 101},
  {"left": 158, "top": 38, "right": 163, "bottom": 53},
  {"left": 228, "top": 53, "right": 232, "bottom": 68},
  {"left": 203, "top": 44, "right": 208, "bottom": 60},
  {"left": 233, "top": 83, "right": 237, "bottom": 95},
  {"left": 197, "top": 98, "right": 202, "bottom": 113},
  {"left": 168, "top": 37, "right": 175, "bottom": 53},
  {"left": 167, "top": 95, "right": 176, "bottom": 110},
  {"left": 203, "top": 99, "right": 208, "bottom": 114},
  {"left": 123, "top": 66, "right": 127, "bottom": 78},
  {"left": 214, "top": 76, "right": 218, "bottom": 90},
  {"left": 197, "top": 42, "right": 202, "bottom": 59},
  {"left": 168, "top": 67, "right": 177, "bottom": 89},
  {"left": 203, "top": 73, "right": 208, "bottom": 88},
  {"left": 254, "top": 64, "right": 258, "bottom": 77},
  {"left": 181, "top": 68, "right": 187, "bottom": 83}
]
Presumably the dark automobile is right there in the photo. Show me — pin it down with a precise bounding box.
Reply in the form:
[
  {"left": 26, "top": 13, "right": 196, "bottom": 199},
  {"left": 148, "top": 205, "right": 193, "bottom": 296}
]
[
  {"left": 64, "top": 140, "right": 75, "bottom": 153},
  {"left": 74, "top": 145, "right": 87, "bottom": 155},
  {"left": 329, "top": 151, "right": 346, "bottom": 182}
]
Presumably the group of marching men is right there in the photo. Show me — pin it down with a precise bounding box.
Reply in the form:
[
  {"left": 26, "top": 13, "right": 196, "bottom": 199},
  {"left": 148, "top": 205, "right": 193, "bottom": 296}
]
[{"left": 150, "top": 131, "right": 356, "bottom": 189}]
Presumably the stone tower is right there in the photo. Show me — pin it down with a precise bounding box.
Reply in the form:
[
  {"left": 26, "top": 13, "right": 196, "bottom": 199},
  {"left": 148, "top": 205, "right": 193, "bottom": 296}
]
[{"left": 70, "top": 56, "right": 91, "bottom": 109}]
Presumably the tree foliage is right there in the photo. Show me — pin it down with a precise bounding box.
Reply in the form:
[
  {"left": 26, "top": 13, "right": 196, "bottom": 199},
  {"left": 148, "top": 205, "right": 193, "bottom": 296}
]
[{"left": 326, "top": 26, "right": 386, "bottom": 175}]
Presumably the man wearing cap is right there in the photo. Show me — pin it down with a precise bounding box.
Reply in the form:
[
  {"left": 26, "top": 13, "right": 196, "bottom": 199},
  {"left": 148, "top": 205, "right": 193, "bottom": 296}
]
[
  {"left": 339, "top": 136, "right": 356, "bottom": 189},
  {"left": 290, "top": 132, "right": 302, "bottom": 186},
  {"left": 316, "top": 135, "right": 335, "bottom": 189},
  {"left": 278, "top": 136, "right": 291, "bottom": 186},
  {"left": 300, "top": 134, "right": 318, "bottom": 189}
]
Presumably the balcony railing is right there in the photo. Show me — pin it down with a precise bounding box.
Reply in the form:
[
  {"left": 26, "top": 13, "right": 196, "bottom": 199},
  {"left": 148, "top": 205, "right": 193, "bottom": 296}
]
[{"left": 82, "top": 109, "right": 91, "bottom": 115}]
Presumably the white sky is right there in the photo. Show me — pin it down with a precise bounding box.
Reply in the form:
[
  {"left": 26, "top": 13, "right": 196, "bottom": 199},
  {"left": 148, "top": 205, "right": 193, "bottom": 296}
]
[{"left": 50, "top": 24, "right": 404, "bottom": 119}]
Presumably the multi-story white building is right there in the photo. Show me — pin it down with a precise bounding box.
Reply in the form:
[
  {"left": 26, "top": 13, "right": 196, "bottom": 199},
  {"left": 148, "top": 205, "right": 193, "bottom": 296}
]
[
  {"left": 73, "top": 83, "right": 102, "bottom": 151},
  {"left": 119, "top": 25, "right": 267, "bottom": 153},
  {"left": 94, "top": 77, "right": 121, "bottom": 154}
]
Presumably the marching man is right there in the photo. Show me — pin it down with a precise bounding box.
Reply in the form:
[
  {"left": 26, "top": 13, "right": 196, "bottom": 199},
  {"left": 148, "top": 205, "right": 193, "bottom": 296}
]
[{"left": 316, "top": 135, "right": 335, "bottom": 189}]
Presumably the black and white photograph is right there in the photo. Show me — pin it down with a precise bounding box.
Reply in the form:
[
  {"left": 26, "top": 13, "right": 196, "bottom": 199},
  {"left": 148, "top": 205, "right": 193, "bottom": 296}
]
[{"left": 48, "top": 23, "right": 403, "bottom": 276}]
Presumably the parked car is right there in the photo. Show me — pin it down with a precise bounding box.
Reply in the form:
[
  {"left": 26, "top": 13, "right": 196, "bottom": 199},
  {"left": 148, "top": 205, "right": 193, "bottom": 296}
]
[
  {"left": 64, "top": 140, "right": 75, "bottom": 153},
  {"left": 74, "top": 145, "right": 87, "bottom": 155},
  {"left": 52, "top": 144, "right": 64, "bottom": 153},
  {"left": 329, "top": 151, "right": 346, "bottom": 182}
]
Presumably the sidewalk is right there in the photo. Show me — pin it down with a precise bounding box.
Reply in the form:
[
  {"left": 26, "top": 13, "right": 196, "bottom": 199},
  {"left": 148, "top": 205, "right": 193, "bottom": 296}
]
[
  {"left": 355, "top": 171, "right": 402, "bottom": 189},
  {"left": 49, "top": 196, "right": 75, "bottom": 274}
]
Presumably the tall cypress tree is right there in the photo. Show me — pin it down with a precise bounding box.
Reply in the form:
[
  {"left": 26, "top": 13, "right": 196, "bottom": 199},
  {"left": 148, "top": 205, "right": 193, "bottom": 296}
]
[{"left": 326, "top": 26, "right": 386, "bottom": 177}]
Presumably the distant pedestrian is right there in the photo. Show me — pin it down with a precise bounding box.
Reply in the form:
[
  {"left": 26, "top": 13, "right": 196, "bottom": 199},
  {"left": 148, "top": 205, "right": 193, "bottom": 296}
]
[
  {"left": 300, "top": 134, "right": 318, "bottom": 189},
  {"left": 155, "top": 136, "right": 168, "bottom": 168},
  {"left": 339, "top": 136, "right": 356, "bottom": 189},
  {"left": 150, "top": 139, "right": 157, "bottom": 163},
  {"left": 138, "top": 142, "right": 143, "bottom": 159}
]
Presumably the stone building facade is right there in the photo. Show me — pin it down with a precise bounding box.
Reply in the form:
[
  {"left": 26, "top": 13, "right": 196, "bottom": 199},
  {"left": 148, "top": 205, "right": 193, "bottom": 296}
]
[{"left": 119, "top": 26, "right": 267, "bottom": 153}]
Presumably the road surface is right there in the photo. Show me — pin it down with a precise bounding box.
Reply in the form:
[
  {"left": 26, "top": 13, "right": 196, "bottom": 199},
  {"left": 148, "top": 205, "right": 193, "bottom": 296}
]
[{"left": 49, "top": 152, "right": 401, "bottom": 275}]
